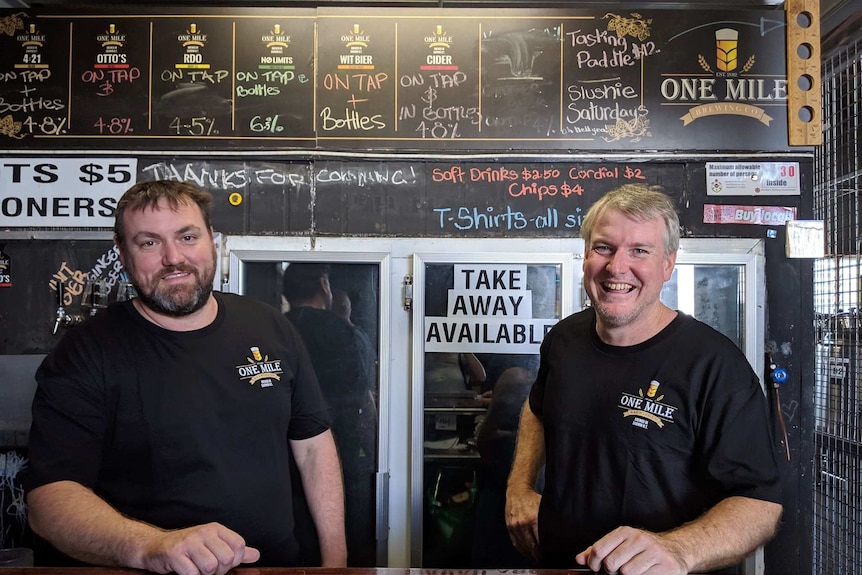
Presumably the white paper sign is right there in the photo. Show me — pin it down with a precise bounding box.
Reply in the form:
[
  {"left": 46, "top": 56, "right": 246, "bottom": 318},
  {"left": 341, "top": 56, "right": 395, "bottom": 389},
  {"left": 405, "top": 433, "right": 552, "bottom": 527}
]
[
  {"left": 425, "top": 263, "right": 555, "bottom": 353},
  {"left": 706, "top": 162, "right": 800, "bottom": 196},
  {"left": 0, "top": 158, "right": 137, "bottom": 227}
]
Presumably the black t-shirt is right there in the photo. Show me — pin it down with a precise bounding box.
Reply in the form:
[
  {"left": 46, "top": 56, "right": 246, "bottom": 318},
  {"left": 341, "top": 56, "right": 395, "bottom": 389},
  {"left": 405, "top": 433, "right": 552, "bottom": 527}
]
[
  {"left": 530, "top": 308, "right": 782, "bottom": 566},
  {"left": 25, "top": 292, "right": 331, "bottom": 566}
]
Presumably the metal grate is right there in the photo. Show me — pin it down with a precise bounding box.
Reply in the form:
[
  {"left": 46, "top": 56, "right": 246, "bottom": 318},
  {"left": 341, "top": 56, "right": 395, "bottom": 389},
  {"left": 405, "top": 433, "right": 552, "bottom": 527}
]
[{"left": 813, "top": 29, "right": 862, "bottom": 575}]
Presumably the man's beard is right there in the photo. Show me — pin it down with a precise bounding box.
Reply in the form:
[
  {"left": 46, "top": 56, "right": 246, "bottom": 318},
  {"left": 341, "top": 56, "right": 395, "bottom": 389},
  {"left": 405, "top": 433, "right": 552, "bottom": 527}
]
[
  {"left": 590, "top": 298, "right": 644, "bottom": 329},
  {"left": 133, "top": 263, "right": 215, "bottom": 317}
]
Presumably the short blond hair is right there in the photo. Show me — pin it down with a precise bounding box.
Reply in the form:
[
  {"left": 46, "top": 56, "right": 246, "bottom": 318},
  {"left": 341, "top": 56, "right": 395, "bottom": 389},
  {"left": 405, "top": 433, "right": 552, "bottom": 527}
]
[{"left": 580, "top": 184, "right": 680, "bottom": 255}]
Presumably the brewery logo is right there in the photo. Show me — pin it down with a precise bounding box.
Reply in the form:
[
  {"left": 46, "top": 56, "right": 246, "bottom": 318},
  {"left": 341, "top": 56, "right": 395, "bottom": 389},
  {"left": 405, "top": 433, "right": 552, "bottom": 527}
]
[
  {"left": 700, "top": 28, "right": 753, "bottom": 77},
  {"left": 236, "top": 346, "right": 283, "bottom": 388},
  {"left": 97, "top": 23, "right": 126, "bottom": 48},
  {"left": 178, "top": 22, "right": 207, "bottom": 46},
  {"left": 262, "top": 24, "right": 291, "bottom": 55},
  {"left": 15, "top": 22, "right": 48, "bottom": 69},
  {"left": 660, "top": 25, "right": 787, "bottom": 127},
  {"left": 421, "top": 24, "right": 457, "bottom": 71},
  {"left": 95, "top": 24, "right": 129, "bottom": 69},
  {"left": 618, "top": 380, "right": 678, "bottom": 430},
  {"left": 338, "top": 23, "right": 373, "bottom": 70},
  {"left": 177, "top": 23, "right": 210, "bottom": 70},
  {"left": 260, "top": 24, "right": 294, "bottom": 68}
]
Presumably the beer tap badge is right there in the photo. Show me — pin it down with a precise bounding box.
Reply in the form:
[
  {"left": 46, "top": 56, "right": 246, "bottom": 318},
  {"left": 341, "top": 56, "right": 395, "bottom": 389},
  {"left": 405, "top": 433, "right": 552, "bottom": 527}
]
[
  {"left": 421, "top": 24, "right": 458, "bottom": 71},
  {"left": 338, "top": 24, "right": 373, "bottom": 70},
  {"left": 15, "top": 22, "right": 48, "bottom": 70},
  {"left": 260, "top": 24, "right": 294, "bottom": 69},
  {"left": 95, "top": 24, "right": 129, "bottom": 69},
  {"left": 177, "top": 23, "right": 210, "bottom": 70}
]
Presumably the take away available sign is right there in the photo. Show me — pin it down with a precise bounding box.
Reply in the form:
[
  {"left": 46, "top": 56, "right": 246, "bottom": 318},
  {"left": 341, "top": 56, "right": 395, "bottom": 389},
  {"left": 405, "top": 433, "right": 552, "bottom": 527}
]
[{"left": 424, "top": 263, "right": 558, "bottom": 354}]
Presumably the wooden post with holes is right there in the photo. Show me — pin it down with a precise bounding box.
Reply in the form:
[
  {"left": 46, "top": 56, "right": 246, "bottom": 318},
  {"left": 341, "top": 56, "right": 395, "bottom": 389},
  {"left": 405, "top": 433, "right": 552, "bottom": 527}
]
[{"left": 785, "top": 0, "right": 822, "bottom": 146}]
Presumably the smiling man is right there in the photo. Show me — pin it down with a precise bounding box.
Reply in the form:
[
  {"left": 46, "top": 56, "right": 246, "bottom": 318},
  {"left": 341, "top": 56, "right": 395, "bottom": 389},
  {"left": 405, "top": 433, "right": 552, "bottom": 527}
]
[
  {"left": 505, "top": 184, "right": 783, "bottom": 575},
  {"left": 25, "top": 180, "right": 347, "bottom": 575}
]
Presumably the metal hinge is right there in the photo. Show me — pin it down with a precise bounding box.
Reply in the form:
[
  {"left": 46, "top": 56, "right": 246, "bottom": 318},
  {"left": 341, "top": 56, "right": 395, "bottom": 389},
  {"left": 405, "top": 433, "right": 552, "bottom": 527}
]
[{"left": 402, "top": 275, "right": 413, "bottom": 311}]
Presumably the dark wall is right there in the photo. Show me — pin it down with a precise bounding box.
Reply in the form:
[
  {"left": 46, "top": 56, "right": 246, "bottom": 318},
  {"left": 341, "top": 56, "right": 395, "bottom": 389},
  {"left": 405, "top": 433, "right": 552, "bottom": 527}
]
[
  {"left": 0, "top": 155, "right": 814, "bottom": 575},
  {"left": 0, "top": 4, "right": 814, "bottom": 573}
]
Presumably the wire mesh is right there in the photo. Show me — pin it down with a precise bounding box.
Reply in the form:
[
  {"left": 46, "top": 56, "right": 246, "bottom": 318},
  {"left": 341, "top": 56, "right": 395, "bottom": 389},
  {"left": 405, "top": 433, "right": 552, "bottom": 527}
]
[{"left": 813, "top": 30, "right": 862, "bottom": 575}]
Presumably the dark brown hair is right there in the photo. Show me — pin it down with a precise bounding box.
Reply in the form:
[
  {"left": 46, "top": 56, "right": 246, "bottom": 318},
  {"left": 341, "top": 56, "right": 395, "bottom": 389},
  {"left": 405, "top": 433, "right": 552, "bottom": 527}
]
[{"left": 114, "top": 180, "right": 213, "bottom": 245}]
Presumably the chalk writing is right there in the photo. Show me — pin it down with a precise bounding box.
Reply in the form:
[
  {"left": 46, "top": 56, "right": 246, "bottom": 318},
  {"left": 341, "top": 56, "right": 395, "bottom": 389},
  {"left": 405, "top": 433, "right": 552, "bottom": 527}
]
[
  {"left": 80, "top": 67, "right": 142, "bottom": 97},
  {"left": 93, "top": 117, "right": 133, "bottom": 134},
  {"left": 566, "top": 26, "right": 638, "bottom": 68},
  {"left": 235, "top": 69, "right": 310, "bottom": 99},
  {"left": 141, "top": 161, "right": 309, "bottom": 190},
  {"left": 410, "top": 72, "right": 479, "bottom": 137},
  {"left": 0, "top": 72, "right": 65, "bottom": 137},
  {"left": 316, "top": 165, "right": 417, "bottom": 187},
  {"left": 430, "top": 163, "right": 646, "bottom": 201},
  {"left": 322, "top": 72, "right": 388, "bottom": 92},
  {"left": 88, "top": 245, "right": 123, "bottom": 290},
  {"left": 49, "top": 261, "right": 87, "bottom": 307},
  {"left": 160, "top": 68, "right": 229, "bottom": 84},
  {"left": 21, "top": 114, "right": 67, "bottom": 135},
  {"left": 168, "top": 116, "right": 217, "bottom": 136},
  {"left": 249, "top": 115, "right": 284, "bottom": 133},
  {"left": 433, "top": 206, "right": 583, "bottom": 231},
  {"left": 398, "top": 67, "right": 479, "bottom": 138},
  {"left": 319, "top": 107, "right": 385, "bottom": 131},
  {"left": 0, "top": 93, "right": 64, "bottom": 113}
]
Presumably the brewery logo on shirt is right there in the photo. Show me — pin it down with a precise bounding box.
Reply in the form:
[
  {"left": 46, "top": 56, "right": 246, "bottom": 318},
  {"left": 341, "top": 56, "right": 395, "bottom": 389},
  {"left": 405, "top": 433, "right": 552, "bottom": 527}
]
[
  {"left": 618, "top": 379, "right": 678, "bottom": 429},
  {"left": 236, "top": 346, "right": 283, "bottom": 388}
]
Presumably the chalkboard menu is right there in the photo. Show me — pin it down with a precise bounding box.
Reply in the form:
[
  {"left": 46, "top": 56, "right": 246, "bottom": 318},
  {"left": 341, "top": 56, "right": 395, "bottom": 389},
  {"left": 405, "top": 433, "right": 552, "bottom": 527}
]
[{"left": 0, "top": 6, "right": 792, "bottom": 151}]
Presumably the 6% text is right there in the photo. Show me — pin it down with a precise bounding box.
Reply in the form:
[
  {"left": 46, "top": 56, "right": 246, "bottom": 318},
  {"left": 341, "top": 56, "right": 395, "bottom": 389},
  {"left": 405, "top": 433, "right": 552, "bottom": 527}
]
[{"left": 250, "top": 115, "right": 284, "bottom": 134}]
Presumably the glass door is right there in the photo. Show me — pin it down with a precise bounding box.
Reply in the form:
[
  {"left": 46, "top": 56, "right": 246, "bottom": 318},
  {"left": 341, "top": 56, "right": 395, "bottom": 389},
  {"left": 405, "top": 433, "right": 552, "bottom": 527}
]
[
  {"left": 224, "top": 239, "right": 389, "bottom": 567},
  {"left": 410, "top": 252, "right": 577, "bottom": 567}
]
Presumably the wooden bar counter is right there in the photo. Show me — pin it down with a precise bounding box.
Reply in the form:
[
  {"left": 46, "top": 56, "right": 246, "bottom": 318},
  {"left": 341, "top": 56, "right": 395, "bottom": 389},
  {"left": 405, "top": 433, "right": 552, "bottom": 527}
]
[
  {"left": 0, "top": 568, "right": 733, "bottom": 575},
  {"left": 0, "top": 569, "right": 597, "bottom": 575}
]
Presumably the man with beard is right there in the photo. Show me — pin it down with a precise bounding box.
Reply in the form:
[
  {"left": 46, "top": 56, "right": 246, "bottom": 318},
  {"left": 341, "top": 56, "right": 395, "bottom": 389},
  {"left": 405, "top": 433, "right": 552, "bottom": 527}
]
[
  {"left": 505, "top": 184, "right": 782, "bottom": 575},
  {"left": 24, "top": 181, "right": 347, "bottom": 575}
]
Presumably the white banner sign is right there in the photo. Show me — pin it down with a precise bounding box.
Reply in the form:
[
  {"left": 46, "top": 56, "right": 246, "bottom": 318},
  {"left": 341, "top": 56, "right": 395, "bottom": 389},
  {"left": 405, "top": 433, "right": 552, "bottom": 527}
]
[
  {"left": 0, "top": 158, "right": 138, "bottom": 227},
  {"left": 425, "top": 263, "right": 556, "bottom": 353},
  {"left": 706, "top": 162, "right": 800, "bottom": 196}
]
